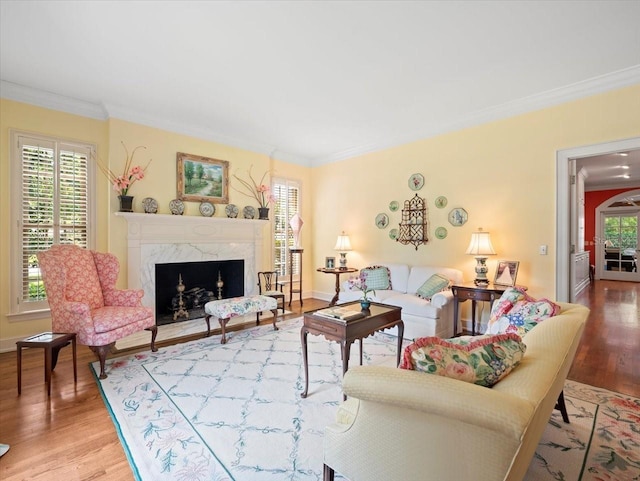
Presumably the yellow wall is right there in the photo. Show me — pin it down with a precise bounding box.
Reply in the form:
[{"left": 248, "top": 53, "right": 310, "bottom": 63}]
[
  {"left": 0, "top": 99, "right": 109, "bottom": 345},
  {"left": 311, "top": 84, "right": 640, "bottom": 300},
  {"left": 0, "top": 103, "right": 312, "bottom": 350},
  {"left": 2, "top": 85, "right": 639, "bottom": 350}
]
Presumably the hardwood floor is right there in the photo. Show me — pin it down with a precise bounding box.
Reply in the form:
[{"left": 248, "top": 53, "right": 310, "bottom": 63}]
[{"left": 0, "top": 283, "right": 637, "bottom": 480}]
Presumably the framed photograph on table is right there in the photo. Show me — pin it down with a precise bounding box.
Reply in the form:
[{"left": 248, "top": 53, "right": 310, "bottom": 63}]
[
  {"left": 494, "top": 260, "right": 519, "bottom": 286},
  {"left": 325, "top": 257, "right": 336, "bottom": 269},
  {"left": 177, "top": 152, "right": 229, "bottom": 203}
]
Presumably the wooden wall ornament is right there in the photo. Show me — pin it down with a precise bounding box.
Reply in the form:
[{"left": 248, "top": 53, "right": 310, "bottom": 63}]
[{"left": 397, "top": 193, "right": 429, "bottom": 250}]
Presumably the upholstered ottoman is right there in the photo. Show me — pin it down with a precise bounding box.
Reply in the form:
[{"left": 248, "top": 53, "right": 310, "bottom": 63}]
[{"left": 204, "top": 295, "right": 279, "bottom": 343}]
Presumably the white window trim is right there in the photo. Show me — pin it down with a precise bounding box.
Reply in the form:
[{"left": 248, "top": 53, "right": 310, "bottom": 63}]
[
  {"left": 272, "top": 176, "right": 301, "bottom": 278},
  {"left": 9, "top": 130, "right": 97, "bottom": 318}
]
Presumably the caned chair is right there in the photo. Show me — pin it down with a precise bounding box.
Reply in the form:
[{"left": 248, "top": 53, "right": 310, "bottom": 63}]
[
  {"left": 257, "top": 271, "right": 285, "bottom": 316},
  {"left": 38, "top": 245, "right": 157, "bottom": 379}
]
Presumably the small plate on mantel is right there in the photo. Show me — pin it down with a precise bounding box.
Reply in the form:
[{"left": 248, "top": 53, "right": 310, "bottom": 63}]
[
  {"left": 199, "top": 201, "right": 215, "bottom": 217},
  {"left": 142, "top": 197, "right": 158, "bottom": 214},
  {"left": 225, "top": 204, "right": 239, "bottom": 218},
  {"left": 243, "top": 206, "right": 256, "bottom": 219},
  {"left": 169, "top": 199, "right": 185, "bottom": 215}
]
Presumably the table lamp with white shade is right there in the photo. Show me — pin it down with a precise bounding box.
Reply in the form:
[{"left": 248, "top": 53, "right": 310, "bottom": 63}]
[
  {"left": 465, "top": 228, "right": 496, "bottom": 285},
  {"left": 334, "top": 232, "right": 352, "bottom": 269}
]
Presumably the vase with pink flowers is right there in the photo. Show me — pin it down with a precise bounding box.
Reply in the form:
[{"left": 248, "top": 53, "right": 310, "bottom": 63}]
[
  {"left": 96, "top": 141, "right": 152, "bottom": 212},
  {"left": 231, "top": 165, "right": 275, "bottom": 219}
]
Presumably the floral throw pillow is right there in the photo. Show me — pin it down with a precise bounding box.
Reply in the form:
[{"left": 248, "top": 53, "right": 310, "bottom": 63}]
[
  {"left": 400, "top": 333, "right": 526, "bottom": 387},
  {"left": 486, "top": 287, "right": 561, "bottom": 337},
  {"left": 416, "top": 273, "right": 450, "bottom": 300},
  {"left": 360, "top": 266, "right": 392, "bottom": 290}
]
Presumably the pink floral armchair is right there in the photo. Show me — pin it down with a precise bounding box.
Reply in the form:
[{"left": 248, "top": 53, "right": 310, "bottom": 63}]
[{"left": 38, "top": 245, "right": 157, "bottom": 379}]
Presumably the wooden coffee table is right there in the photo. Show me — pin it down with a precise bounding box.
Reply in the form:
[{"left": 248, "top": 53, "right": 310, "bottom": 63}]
[{"left": 300, "top": 301, "right": 403, "bottom": 400}]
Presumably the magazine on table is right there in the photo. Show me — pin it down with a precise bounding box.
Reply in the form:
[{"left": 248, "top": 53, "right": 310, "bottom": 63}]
[{"left": 315, "top": 306, "right": 365, "bottom": 321}]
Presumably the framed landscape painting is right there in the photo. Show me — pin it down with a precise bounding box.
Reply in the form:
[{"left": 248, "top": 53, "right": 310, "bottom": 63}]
[{"left": 177, "top": 153, "right": 229, "bottom": 203}]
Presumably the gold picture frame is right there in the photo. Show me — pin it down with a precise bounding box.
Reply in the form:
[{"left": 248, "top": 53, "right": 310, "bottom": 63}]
[
  {"left": 177, "top": 152, "right": 229, "bottom": 204},
  {"left": 494, "top": 260, "right": 520, "bottom": 287}
]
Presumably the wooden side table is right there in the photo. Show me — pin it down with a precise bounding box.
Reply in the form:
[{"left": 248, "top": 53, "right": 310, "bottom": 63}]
[
  {"left": 289, "top": 248, "right": 304, "bottom": 307},
  {"left": 451, "top": 283, "right": 509, "bottom": 336},
  {"left": 17, "top": 332, "right": 77, "bottom": 396},
  {"left": 317, "top": 267, "right": 358, "bottom": 306}
]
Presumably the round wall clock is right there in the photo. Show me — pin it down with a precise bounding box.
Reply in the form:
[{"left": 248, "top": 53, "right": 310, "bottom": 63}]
[{"left": 448, "top": 208, "right": 468, "bottom": 226}]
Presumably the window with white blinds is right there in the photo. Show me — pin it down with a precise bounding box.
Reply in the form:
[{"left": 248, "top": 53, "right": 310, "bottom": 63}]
[
  {"left": 11, "top": 132, "right": 95, "bottom": 314},
  {"left": 272, "top": 178, "right": 300, "bottom": 277}
]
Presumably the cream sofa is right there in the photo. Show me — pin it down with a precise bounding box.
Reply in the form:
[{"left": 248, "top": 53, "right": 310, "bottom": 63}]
[
  {"left": 338, "top": 264, "right": 464, "bottom": 339},
  {"left": 323, "top": 302, "right": 589, "bottom": 481}
]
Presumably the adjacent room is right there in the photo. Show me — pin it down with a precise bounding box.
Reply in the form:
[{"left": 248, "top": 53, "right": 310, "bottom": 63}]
[{"left": 1, "top": 1, "right": 638, "bottom": 480}]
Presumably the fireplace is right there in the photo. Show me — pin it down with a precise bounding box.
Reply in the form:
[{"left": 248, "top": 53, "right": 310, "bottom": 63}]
[
  {"left": 155, "top": 259, "right": 244, "bottom": 325},
  {"left": 115, "top": 212, "right": 268, "bottom": 319}
]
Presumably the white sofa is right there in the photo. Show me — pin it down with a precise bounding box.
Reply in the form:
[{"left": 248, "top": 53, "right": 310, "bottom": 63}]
[
  {"left": 323, "top": 302, "right": 590, "bottom": 481},
  {"left": 338, "top": 264, "right": 464, "bottom": 339}
]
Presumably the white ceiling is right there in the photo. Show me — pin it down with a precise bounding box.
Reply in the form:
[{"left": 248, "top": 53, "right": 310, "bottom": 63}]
[{"left": 1, "top": 1, "right": 640, "bottom": 184}]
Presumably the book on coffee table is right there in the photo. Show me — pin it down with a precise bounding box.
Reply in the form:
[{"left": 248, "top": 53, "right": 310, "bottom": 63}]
[{"left": 315, "top": 307, "right": 365, "bottom": 321}]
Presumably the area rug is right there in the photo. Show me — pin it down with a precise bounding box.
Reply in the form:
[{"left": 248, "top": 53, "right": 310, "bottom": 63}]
[
  {"left": 93, "top": 319, "right": 640, "bottom": 481},
  {"left": 114, "top": 309, "right": 290, "bottom": 351}
]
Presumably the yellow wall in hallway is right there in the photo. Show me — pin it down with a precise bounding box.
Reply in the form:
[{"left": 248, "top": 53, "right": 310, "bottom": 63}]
[{"left": 311, "top": 84, "right": 640, "bottom": 300}]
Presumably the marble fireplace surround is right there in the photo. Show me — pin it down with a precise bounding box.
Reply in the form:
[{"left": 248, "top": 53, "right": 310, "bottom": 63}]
[{"left": 115, "top": 212, "right": 268, "bottom": 314}]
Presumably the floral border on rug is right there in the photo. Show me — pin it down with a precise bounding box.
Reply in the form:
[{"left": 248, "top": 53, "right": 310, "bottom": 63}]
[
  {"left": 93, "top": 318, "right": 400, "bottom": 481},
  {"left": 566, "top": 381, "right": 640, "bottom": 481},
  {"left": 528, "top": 381, "right": 640, "bottom": 481}
]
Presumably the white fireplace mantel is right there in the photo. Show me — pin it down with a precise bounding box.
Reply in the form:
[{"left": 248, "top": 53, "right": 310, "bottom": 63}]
[{"left": 115, "top": 212, "right": 268, "bottom": 310}]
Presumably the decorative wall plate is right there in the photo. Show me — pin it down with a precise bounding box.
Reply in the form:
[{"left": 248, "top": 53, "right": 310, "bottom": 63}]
[
  {"left": 435, "top": 226, "right": 448, "bottom": 239},
  {"left": 142, "top": 197, "right": 158, "bottom": 214},
  {"left": 389, "top": 228, "right": 399, "bottom": 240},
  {"left": 169, "top": 199, "right": 185, "bottom": 215},
  {"left": 375, "top": 213, "right": 389, "bottom": 229},
  {"left": 199, "top": 201, "right": 215, "bottom": 217},
  {"left": 435, "top": 196, "right": 448, "bottom": 209},
  {"left": 389, "top": 200, "right": 399, "bottom": 212},
  {"left": 448, "top": 208, "right": 468, "bottom": 226},
  {"left": 408, "top": 173, "right": 424, "bottom": 191},
  {"left": 243, "top": 206, "right": 256, "bottom": 219},
  {"left": 225, "top": 204, "right": 239, "bottom": 218}
]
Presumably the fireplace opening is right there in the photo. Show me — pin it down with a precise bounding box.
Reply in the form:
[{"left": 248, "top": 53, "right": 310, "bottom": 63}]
[{"left": 155, "top": 260, "right": 244, "bottom": 325}]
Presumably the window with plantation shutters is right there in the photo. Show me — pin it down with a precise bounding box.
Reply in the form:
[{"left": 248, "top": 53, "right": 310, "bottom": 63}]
[
  {"left": 11, "top": 132, "right": 95, "bottom": 315},
  {"left": 272, "top": 178, "right": 301, "bottom": 277}
]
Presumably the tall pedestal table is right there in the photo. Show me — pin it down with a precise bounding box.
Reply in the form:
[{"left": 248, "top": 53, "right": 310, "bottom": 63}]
[{"left": 289, "top": 248, "right": 304, "bottom": 307}]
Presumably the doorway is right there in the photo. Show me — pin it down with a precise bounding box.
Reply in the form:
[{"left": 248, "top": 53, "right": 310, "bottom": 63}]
[
  {"left": 596, "top": 190, "right": 640, "bottom": 282},
  {"left": 556, "top": 137, "right": 640, "bottom": 302}
]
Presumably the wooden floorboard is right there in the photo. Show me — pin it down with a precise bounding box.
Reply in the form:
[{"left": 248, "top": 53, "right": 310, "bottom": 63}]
[{"left": 1, "top": 283, "right": 638, "bottom": 480}]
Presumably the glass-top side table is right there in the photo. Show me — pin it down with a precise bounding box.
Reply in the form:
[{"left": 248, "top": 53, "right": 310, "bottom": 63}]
[{"left": 16, "top": 332, "right": 77, "bottom": 396}]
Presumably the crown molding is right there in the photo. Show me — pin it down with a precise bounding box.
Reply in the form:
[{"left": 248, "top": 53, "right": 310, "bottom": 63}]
[
  {"left": 3, "top": 65, "right": 639, "bottom": 168},
  {"left": 103, "top": 103, "right": 312, "bottom": 167},
  {"left": 312, "top": 65, "right": 640, "bottom": 166},
  {"left": 0, "top": 80, "right": 108, "bottom": 120}
]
